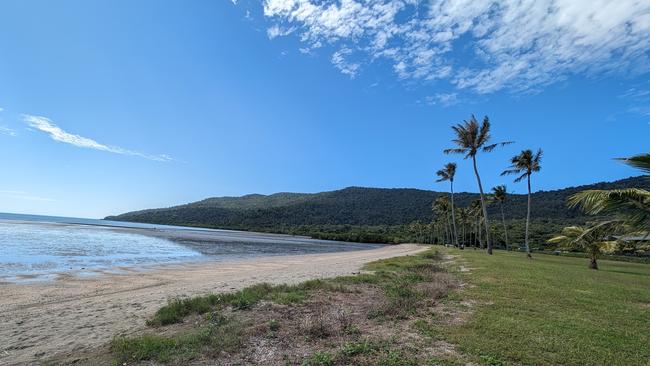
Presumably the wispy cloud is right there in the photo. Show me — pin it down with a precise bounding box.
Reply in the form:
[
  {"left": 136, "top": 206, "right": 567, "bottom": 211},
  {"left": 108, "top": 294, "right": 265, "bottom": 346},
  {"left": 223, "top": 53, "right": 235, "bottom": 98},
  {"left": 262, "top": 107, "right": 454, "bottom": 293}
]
[
  {"left": 619, "top": 84, "right": 650, "bottom": 120},
  {"left": 423, "top": 92, "right": 459, "bottom": 107},
  {"left": 0, "top": 107, "right": 4, "bottom": 112},
  {"left": 0, "top": 126, "right": 16, "bottom": 136},
  {"left": 23, "top": 115, "right": 172, "bottom": 162},
  {"left": 267, "top": 24, "right": 295, "bottom": 39},
  {"left": 331, "top": 47, "right": 360, "bottom": 78},
  {"left": 0, "top": 190, "right": 55, "bottom": 202},
  {"left": 261, "top": 0, "right": 650, "bottom": 94}
]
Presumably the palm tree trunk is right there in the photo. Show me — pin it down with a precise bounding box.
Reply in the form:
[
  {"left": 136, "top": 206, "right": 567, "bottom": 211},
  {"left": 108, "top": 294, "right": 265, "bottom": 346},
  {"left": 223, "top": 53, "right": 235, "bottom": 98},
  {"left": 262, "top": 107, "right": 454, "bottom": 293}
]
[
  {"left": 450, "top": 181, "right": 460, "bottom": 249},
  {"left": 446, "top": 212, "right": 452, "bottom": 246},
  {"left": 476, "top": 217, "right": 483, "bottom": 249},
  {"left": 589, "top": 253, "right": 598, "bottom": 270},
  {"left": 443, "top": 217, "right": 450, "bottom": 246},
  {"left": 525, "top": 174, "right": 532, "bottom": 258},
  {"left": 500, "top": 203, "right": 509, "bottom": 251},
  {"left": 472, "top": 155, "right": 492, "bottom": 254}
]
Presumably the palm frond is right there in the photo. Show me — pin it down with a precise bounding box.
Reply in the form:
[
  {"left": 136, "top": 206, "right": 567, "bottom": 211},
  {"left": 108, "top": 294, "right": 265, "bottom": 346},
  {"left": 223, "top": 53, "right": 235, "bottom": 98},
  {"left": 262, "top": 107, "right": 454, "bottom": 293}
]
[
  {"left": 513, "top": 172, "right": 528, "bottom": 183},
  {"left": 615, "top": 153, "right": 650, "bottom": 174},
  {"left": 501, "top": 168, "right": 523, "bottom": 176},
  {"left": 443, "top": 148, "right": 467, "bottom": 155},
  {"left": 568, "top": 188, "right": 650, "bottom": 232}
]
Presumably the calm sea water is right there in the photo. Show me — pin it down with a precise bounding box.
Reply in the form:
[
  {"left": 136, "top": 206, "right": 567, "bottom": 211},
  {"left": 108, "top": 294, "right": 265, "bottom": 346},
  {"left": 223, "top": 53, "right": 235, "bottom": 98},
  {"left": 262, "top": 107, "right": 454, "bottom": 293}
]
[{"left": 0, "top": 213, "right": 380, "bottom": 282}]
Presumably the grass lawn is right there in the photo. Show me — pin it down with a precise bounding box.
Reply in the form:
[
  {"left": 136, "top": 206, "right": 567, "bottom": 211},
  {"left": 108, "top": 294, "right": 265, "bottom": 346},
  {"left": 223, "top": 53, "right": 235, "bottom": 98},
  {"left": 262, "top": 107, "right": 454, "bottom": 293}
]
[{"left": 443, "top": 248, "right": 650, "bottom": 366}]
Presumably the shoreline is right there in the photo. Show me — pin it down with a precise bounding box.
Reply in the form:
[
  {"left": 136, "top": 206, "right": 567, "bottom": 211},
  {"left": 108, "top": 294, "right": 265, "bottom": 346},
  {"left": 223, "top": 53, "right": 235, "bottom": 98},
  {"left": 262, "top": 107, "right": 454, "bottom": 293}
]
[
  {"left": 0, "top": 219, "right": 383, "bottom": 284},
  {"left": 0, "top": 243, "right": 426, "bottom": 365}
]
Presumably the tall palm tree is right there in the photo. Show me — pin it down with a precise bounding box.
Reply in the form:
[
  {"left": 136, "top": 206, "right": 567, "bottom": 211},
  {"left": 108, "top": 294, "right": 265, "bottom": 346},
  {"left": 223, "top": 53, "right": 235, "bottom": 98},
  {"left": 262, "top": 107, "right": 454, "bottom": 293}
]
[
  {"left": 436, "top": 163, "right": 460, "bottom": 249},
  {"left": 492, "top": 185, "right": 510, "bottom": 251},
  {"left": 569, "top": 153, "right": 650, "bottom": 236},
  {"left": 502, "top": 149, "right": 543, "bottom": 258},
  {"left": 444, "top": 115, "right": 512, "bottom": 254}
]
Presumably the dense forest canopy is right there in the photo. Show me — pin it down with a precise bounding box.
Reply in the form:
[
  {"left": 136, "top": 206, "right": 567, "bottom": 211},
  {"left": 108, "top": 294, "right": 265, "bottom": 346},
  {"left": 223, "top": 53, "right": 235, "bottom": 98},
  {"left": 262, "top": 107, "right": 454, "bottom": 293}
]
[{"left": 106, "top": 176, "right": 649, "bottom": 246}]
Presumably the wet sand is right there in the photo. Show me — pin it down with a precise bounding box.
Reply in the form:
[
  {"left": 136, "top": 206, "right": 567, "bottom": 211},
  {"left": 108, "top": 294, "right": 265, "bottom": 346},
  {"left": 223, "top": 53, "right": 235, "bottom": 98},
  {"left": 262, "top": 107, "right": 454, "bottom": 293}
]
[{"left": 0, "top": 243, "right": 426, "bottom": 365}]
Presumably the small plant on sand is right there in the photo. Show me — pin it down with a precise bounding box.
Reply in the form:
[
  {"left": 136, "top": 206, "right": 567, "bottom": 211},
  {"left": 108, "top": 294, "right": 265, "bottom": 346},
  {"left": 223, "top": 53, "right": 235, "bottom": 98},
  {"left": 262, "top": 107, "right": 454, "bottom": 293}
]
[{"left": 302, "top": 351, "right": 335, "bottom": 366}]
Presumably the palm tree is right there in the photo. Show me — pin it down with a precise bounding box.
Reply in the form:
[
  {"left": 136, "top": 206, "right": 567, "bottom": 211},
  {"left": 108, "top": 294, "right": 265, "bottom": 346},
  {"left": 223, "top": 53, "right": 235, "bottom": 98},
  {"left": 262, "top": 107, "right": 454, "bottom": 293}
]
[
  {"left": 492, "top": 185, "right": 510, "bottom": 251},
  {"left": 436, "top": 163, "right": 460, "bottom": 249},
  {"left": 502, "top": 149, "right": 543, "bottom": 258},
  {"left": 432, "top": 196, "right": 452, "bottom": 245},
  {"left": 547, "top": 222, "right": 618, "bottom": 270},
  {"left": 457, "top": 207, "right": 470, "bottom": 248},
  {"left": 444, "top": 115, "right": 512, "bottom": 254},
  {"left": 469, "top": 199, "right": 483, "bottom": 249},
  {"left": 569, "top": 153, "right": 650, "bottom": 236}
]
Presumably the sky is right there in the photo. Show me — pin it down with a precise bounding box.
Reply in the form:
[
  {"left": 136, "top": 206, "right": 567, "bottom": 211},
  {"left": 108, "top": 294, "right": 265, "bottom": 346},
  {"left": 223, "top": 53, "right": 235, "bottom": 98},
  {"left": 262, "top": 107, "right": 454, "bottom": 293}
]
[{"left": 0, "top": 0, "right": 649, "bottom": 218}]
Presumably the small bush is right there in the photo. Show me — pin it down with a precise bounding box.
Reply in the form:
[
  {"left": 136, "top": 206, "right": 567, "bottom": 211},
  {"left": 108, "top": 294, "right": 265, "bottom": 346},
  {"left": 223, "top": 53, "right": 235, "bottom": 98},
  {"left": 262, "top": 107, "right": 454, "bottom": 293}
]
[
  {"left": 376, "top": 350, "right": 418, "bottom": 366},
  {"left": 341, "top": 340, "right": 380, "bottom": 356},
  {"left": 302, "top": 351, "right": 335, "bottom": 366},
  {"left": 302, "top": 312, "right": 332, "bottom": 339},
  {"left": 268, "top": 318, "right": 280, "bottom": 332}
]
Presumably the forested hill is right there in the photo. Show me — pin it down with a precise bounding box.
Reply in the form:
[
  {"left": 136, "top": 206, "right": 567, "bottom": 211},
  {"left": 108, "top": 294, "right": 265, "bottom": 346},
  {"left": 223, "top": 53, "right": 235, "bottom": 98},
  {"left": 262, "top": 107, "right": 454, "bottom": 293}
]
[{"left": 106, "top": 176, "right": 649, "bottom": 229}]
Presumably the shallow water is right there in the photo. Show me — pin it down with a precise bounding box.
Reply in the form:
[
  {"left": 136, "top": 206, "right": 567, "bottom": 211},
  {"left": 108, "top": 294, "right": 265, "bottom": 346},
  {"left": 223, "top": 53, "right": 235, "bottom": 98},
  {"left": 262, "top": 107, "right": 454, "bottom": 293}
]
[
  {"left": 0, "top": 221, "right": 202, "bottom": 281},
  {"left": 0, "top": 213, "right": 380, "bottom": 282}
]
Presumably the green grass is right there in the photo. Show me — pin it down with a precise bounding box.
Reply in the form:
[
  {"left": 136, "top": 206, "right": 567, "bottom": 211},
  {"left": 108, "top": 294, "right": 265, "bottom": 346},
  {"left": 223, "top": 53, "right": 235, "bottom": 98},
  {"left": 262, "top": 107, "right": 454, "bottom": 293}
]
[
  {"left": 112, "top": 316, "right": 245, "bottom": 364},
  {"left": 148, "top": 279, "right": 347, "bottom": 326},
  {"left": 443, "top": 248, "right": 650, "bottom": 366}
]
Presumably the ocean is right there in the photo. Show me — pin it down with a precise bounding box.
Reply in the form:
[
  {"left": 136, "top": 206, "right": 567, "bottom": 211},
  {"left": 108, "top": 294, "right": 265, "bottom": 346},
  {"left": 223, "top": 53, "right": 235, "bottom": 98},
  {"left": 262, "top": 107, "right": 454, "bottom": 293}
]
[{"left": 0, "top": 212, "right": 380, "bottom": 282}]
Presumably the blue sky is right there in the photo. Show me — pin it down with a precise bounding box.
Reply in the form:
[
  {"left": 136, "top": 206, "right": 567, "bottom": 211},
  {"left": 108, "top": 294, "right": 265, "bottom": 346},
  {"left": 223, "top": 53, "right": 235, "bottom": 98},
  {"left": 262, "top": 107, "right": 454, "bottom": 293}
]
[{"left": 0, "top": 0, "right": 649, "bottom": 218}]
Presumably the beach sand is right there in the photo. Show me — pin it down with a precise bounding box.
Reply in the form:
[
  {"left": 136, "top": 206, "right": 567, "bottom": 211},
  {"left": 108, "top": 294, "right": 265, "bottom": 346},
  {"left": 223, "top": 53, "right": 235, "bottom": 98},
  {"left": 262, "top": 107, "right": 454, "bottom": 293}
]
[{"left": 0, "top": 243, "right": 426, "bottom": 365}]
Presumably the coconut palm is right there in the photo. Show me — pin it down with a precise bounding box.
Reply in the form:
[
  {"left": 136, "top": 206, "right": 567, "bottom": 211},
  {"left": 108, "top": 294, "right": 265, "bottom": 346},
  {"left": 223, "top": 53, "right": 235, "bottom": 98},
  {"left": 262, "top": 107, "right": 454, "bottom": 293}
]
[
  {"left": 432, "top": 196, "right": 452, "bottom": 245},
  {"left": 468, "top": 199, "right": 483, "bottom": 249},
  {"left": 457, "top": 207, "right": 470, "bottom": 247},
  {"left": 492, "top": 185, "right": 510, "bottom": 251},
  {"left": 444, "top": 115, "right": 512, "bottom": 254},
  {"left": 547, "top": 222, "right": 618, "bottom": 270},
  {"left": 502, "top": 149, "right": 543, "bottom": 258},
  {"left": 569, "top": 153, "right": 650, "bottom": 236},
  {"left": 436, "top": 162, "right": 460, "bottom": 249}
]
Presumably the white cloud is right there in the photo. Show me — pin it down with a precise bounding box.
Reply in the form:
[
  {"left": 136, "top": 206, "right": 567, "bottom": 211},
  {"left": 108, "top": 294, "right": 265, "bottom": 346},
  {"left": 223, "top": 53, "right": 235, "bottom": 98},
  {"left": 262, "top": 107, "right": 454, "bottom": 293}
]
[
  {"left": 331, "top": 47, "right": 360, "bottom": 77},
  {"left": 23, "top": 115, "right": 172, "bottom": 162},
  {"left": 267, "top": 24, "right": 295, "bottom": 39},
  {"left": 620, "top": 84, "right": 650, "bottom": 119},
  {"left": 0, "top": 126, "right": 16, "bottom": 136},
  {"left": 424, "top": 92, "right": 459, "bottom": 107},
  {"left": 0, "top": 107, "right": 4, "bottom": 112},
  {"left": 261, "top": 0, "right": 650, "bottom": 93}
]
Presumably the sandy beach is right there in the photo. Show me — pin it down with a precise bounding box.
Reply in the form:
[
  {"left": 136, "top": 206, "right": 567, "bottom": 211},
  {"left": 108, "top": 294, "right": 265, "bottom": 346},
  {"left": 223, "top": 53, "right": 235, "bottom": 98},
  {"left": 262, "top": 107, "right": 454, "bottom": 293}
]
[{"left": 0, "top": 243, "right": 425, "bottom": 365}]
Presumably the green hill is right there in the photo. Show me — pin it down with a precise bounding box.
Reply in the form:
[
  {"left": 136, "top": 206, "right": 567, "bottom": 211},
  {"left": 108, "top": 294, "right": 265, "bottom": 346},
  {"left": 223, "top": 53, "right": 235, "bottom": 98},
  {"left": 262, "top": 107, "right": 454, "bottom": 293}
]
[{"left": 106, "top": 176, "right": 648, "bottom": 245}]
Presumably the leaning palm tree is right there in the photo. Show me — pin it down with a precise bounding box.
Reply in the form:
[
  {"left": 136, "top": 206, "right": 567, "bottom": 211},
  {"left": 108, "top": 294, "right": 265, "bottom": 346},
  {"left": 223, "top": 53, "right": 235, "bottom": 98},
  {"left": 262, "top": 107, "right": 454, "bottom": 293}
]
[
  {"left": 569, "top": 153, "right": 650, "bottom": 236},
  {"left": 502, "top": 149, "right": 543, "bottom": 258},
  {"left": 436, "top": 163, "right": 460, "bottom": 249},
  {"left": 492, "top": 185, "right": 510, "bottom": 251},
  {"left": 547, "top": 222, "right": 618, "bottom": 270},
  {"left": 444, "top": 115, "right": 512, "bottom": 254}
]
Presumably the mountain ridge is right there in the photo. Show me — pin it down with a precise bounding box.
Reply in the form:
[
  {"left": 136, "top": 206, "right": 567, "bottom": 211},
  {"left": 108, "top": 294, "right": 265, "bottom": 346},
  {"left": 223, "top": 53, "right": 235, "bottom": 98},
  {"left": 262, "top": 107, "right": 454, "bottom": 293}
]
[{"left": 107, "top": 175, "right": 649, "bottom": 229}]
